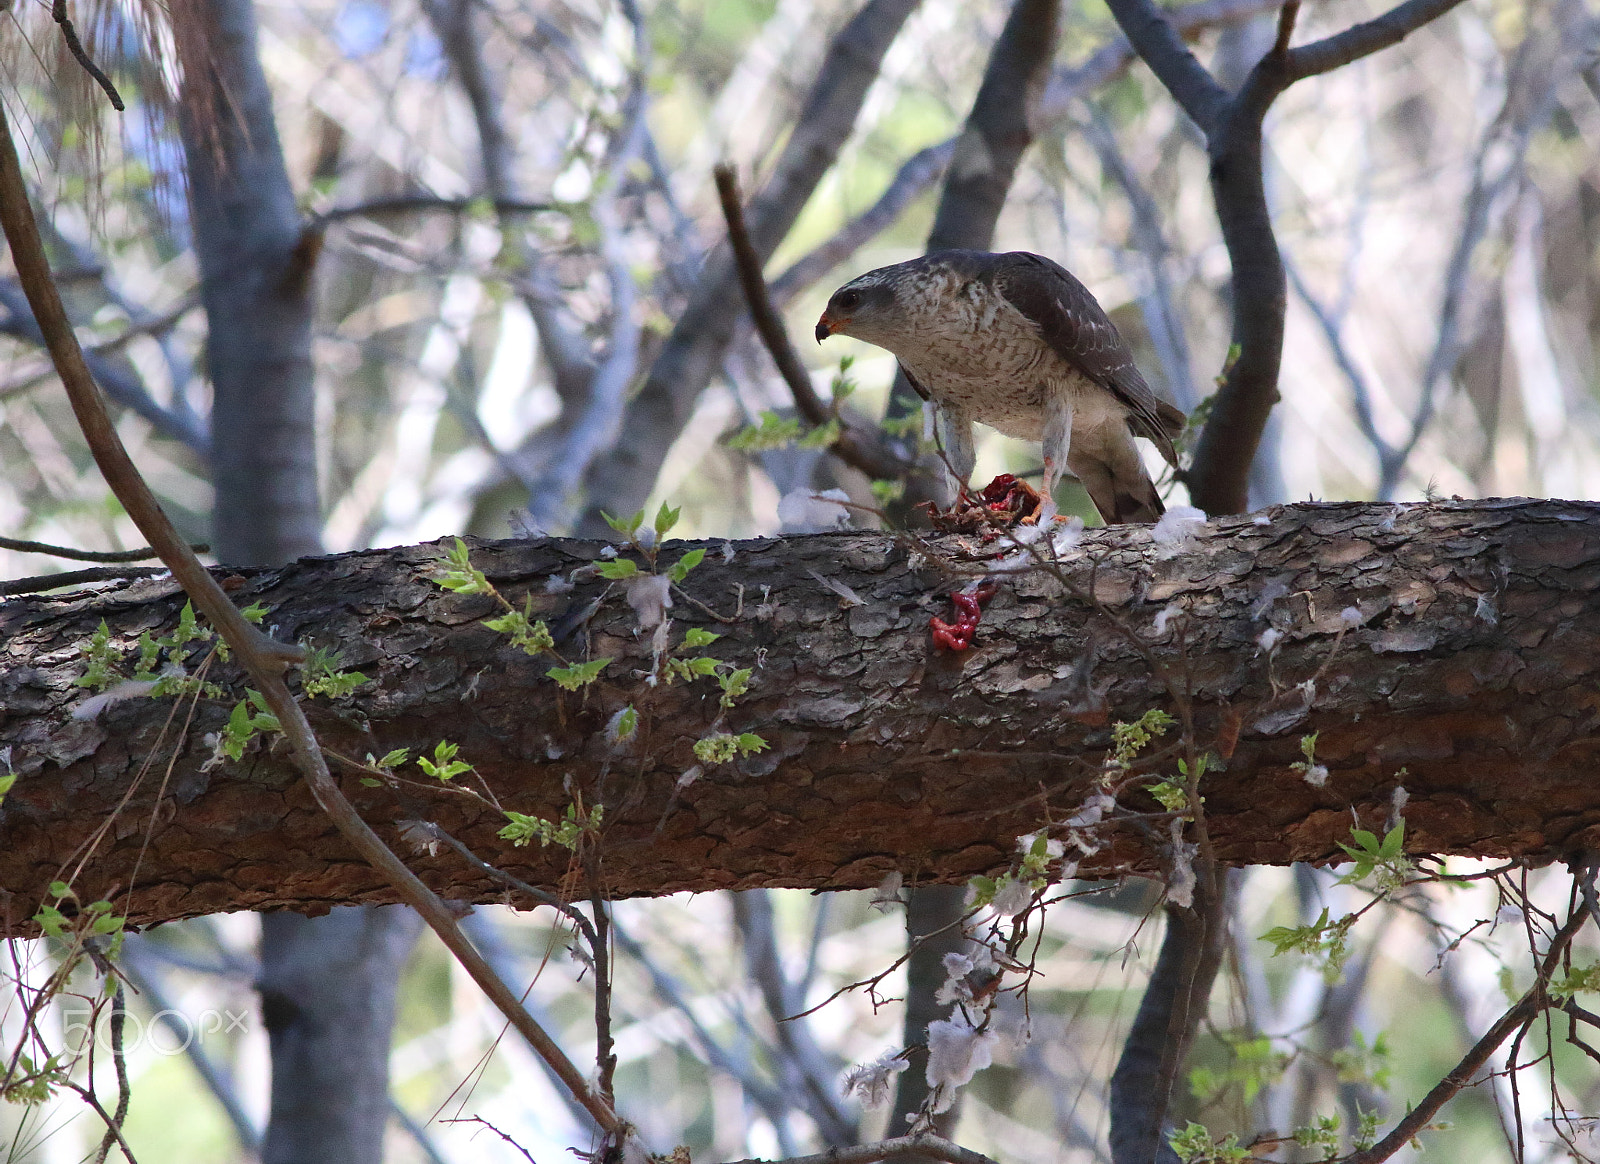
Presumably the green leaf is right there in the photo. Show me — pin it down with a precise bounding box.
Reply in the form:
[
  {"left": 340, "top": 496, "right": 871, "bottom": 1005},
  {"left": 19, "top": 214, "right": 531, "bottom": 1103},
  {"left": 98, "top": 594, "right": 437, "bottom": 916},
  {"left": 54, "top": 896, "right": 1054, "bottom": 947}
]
[
  {"left": 547, "top": 658, "right": 611, "bottom": 691},
  {"left": 667, "top": 548, "right": 706, "bottom": 584},
  {"left": 683, "top": 627, "right": 721, "bottom": 648},
  {"left": 869, "top": 479, "right": 906, "bottom": 506},
  {"left": 435, "top": 538, "right": 491, "bottom": 594},
  {"left": 595, "top": 558, "right": 639, "bottom": 579},
  {"left": 602, "top": 509, "right": 645, "bottom": 535},
  {"left": 726, "top": 411, "right": 803, "bottom": 452},
  {"left": 717, "top": 666, "right": 752, "bottom": 707},
  {"left": 417, "top": 740, "right": 473, "bottom": 782},
  {"left": 240, "top": 601, "right": 269, "bottom": 624},
  {"left": 797, "top": 417, "right": 841, "bottom": 449},
  {"left": 1110, "top": 709, "right": 1175, "bottom": 769},
  {"left": 653, "top": 502, "right": 681, "bottom": 537},
  {"left": 483, "top": 601, "right": 555, "bottom": 655},
  {"left": 1550, "top": 961, "right": 1600, "bottom": 1000},
  {"left": 612, "top": 705, "right": 638, "bottom": 742},
  {"left": 1379, "top": 821, "right": 1405, "bottom": 860}
]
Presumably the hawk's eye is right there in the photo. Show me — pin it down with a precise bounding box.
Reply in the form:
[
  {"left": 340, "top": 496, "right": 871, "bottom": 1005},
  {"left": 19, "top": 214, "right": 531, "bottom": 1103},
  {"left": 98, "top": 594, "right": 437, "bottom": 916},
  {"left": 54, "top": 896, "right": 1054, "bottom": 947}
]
[{"left": 837, "top": 290, "right": 862, "bottom": 312}]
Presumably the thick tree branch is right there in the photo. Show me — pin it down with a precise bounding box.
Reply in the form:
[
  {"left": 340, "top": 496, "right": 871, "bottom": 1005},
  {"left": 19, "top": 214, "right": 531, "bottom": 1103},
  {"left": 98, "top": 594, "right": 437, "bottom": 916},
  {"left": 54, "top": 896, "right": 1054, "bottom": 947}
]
[
  {"left": 8, "top": 500, "right": 1600, "bottom": 930},
  {"left": 1102, "top": 0, "right": 1230, "bottom": 134}
]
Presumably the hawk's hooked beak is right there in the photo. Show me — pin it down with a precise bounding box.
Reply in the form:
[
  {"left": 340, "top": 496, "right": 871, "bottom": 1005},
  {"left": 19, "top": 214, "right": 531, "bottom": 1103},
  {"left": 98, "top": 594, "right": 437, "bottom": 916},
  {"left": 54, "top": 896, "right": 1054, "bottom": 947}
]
[{"left": 815, "top": 314, "right": 836, "bottom": 343}]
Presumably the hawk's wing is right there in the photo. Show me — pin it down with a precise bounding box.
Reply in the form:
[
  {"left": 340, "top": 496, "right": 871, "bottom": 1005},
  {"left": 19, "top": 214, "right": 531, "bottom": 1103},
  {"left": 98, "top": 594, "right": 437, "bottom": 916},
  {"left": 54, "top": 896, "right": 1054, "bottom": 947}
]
[
  {"left": 898, "top": 362, "right": 931, "bottom": 402},
  {"left": 990, "top": 251, "right": 1183, "bottom": 465}
]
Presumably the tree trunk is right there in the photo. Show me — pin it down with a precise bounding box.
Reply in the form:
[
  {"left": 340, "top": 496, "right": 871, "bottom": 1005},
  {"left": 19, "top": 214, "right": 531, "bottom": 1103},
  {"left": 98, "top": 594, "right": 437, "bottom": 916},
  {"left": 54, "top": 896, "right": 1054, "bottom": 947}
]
[
  {"left": 4, "top": 498, "right": 1600, "bottom": 933},
  {"left": 177, "top": 0, "right": 410, "bottom": 1155}
]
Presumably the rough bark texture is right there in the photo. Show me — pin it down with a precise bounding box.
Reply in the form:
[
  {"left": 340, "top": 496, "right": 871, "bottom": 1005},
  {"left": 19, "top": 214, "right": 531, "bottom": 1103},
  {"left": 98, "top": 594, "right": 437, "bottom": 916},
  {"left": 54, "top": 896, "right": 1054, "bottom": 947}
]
[{"left": 4, "top": 498, "right": 1600, "bottom": 934}]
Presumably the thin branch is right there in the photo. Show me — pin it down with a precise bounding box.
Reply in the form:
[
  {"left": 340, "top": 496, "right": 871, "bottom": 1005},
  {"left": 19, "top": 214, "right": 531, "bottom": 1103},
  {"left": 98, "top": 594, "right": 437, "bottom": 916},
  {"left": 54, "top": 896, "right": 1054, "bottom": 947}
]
[
  {"left": 1283, "top": 256, "right": 1391, "bottom": 463},
  {"left": 119, "top": 938, "right": 262, "bottom": 1151},
  {"left": 1383, "top": 8, "right": 1579, "bottom": 496},
  {"left": 0, "top": 536, "right": 208, "bottom": 563},
  {"left": 0, "top": 297, "right": 199, "bottom": 402},
  {"left": 524, "top": 39, "right": 650, "bottom": 530},
  {"left": 51, "top": 0, "right": 125, "bottom": 111},
  {"left": 0, "top": 95, "right": 629, "bottom": 1142},
  {"left": 64, "top": 1083, "right": 140, "bottom": 1163},
  {"left": 767, "top": 139, "right": 956, "bottom": 308},
  {"left": 91, "top": 977, "right": 130, "bottom": 1164},
  {"left": 1080, "top": 106, "right": 1198, "bottom": 410},
  {"left": 720, "top": 1133, "right": 1000, "bottom": 1164},
  {"left": 310, "top": 195, "right": 554, "bottom": 227},
  {"left": 731, "top": 890, "right": 856, "bottom": 1145},
  {"left": 714, "top": 164, "right": 910, "bottom": 482},
  {"left": 1288, "top": 0, "right": 1468, "bottom": 81},
  {"left": 0, "top": 280, "right": 210, "bottom": 452},
  {"left": 424, "top": 825, "right": 598, "bottom": 948}
]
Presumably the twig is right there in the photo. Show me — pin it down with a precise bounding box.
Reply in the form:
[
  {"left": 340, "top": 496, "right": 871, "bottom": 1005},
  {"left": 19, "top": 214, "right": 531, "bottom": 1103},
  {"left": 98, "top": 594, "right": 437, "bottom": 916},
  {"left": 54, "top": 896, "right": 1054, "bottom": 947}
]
[
  {"left": 714, "top": 164, "right": 909, "bottom": 482},
  {"left": 425, "top": 825, "right": 598, "bottom": 946},
  {"left": 0, "top": 97, "right": 628, "bottom": 1141},
  {"left": 0, "top": 536, "right": 209, "bottom": 562},
  {"left": 91, "top": 977, "right": 131, "bottom": 1164},
  {"left": 65, "top": 1082, "right": 140, "bottom": 1163},
  {"left": 51, "top": 0, "right": 125, "bottom": 111},
  {"left": 0, "top": 280, "right": 210, "bottom": 451},
  {"left": 441, "top": 1114, "right": 539, "bottom": 1162},
  {"left": 586, "top": 851, "right": 617, "bottom": 1107}
]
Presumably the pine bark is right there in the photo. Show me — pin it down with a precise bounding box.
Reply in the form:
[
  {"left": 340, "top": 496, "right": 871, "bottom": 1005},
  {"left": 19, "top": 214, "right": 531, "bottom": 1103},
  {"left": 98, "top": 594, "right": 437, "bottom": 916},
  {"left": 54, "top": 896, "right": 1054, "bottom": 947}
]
[{"left": 4, "top": 498, "right": 1600, "bottom": 934}]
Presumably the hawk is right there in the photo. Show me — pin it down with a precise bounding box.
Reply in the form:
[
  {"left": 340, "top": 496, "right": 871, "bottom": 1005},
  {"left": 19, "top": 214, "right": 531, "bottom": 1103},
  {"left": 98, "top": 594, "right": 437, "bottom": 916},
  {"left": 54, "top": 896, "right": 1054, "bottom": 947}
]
[{"left": 815, "top": 249, "right": 1185, "bottom": 524}]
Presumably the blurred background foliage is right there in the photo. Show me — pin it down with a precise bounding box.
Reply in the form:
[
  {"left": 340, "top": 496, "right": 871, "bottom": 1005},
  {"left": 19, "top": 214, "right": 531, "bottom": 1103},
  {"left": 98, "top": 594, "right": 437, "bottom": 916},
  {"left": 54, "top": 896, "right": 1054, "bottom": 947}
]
[{"left": 2, "top": 0, "right": 1599, "bottom": 1158}]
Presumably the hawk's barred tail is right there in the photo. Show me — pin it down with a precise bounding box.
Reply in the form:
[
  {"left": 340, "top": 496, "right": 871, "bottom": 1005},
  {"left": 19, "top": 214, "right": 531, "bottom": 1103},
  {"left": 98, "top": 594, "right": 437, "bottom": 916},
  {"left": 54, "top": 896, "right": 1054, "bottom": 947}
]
[
  {"left": 1104, "top": 473, "right": 1167, "bottom": 524},
  {"left": 1070, "top": 427, "right": 1168, "bottom": 525}
]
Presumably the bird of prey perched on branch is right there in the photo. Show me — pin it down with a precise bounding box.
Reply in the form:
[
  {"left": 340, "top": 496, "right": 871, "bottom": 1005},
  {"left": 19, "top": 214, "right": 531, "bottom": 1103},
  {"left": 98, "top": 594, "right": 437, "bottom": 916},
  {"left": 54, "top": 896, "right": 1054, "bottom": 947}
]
[{"left": 816, "top": 250, "right": 1185, "bottom": 524}]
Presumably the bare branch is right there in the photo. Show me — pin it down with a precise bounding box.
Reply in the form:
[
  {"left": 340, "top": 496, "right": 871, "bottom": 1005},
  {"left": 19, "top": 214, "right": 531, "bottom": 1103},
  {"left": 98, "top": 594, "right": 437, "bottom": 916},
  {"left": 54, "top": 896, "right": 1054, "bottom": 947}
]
[
  {"left": 1288, "top": 0, "right": 1468, "bottom": 81},
  {"left": 51, "top": 0, "right": 125, "bottom": 111},
  {"left": 1343, "top": 902, "right": 1592, "bottom": 1164},
  {"left": 0, "top": 280, "right": 210, "bottom": 452},
  {"left": 1040, "top": 0, "right": 1284, "bottom": 123},
  {"left": 714, "top": 163, "right": 910, "bottom": 482},
  {"left": 767, "top": 139, "right": 956, "bottom": 308},
  {"left": 1103, "top": 0, "right": 1231, "bottom": 134},
  {"left": 0, "top": 536, "right": 208, "bottom": 563},
  {"left": 731, "top": 891, "right": 856, "bottom": 1145},
  {"left": 1382, "top": 5, "right": 1583, "bottom": 497},
  {"left": 309, "top": 195, "right": 554, "bottom": 226}
]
